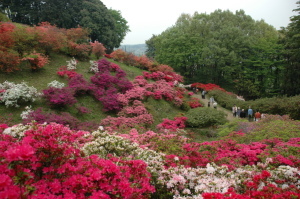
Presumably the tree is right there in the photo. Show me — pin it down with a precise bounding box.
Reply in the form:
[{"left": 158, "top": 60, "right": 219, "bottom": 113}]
[
  {"left": 108, "top": 9, "right": 130, "bottom": 49},
  {"left": 281, "top": 1, "right": 300, "bottom": 96},
  {"left": 149, "top": 10, "right": 283, "bottom": 98}
]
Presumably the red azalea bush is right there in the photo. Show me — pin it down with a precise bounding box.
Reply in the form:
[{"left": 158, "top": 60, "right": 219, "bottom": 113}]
[
  {"left": 157, "top": 117, "right": 188, "bottom": 132},
  {"left": 0, "top": 123, "right": 154, "bottom": 198},
  {"left": 57, "top": 66, "right": 79, "bottom": 78},
  {"left": 188, "top": 97, "right": 203, "bottom": 108}
]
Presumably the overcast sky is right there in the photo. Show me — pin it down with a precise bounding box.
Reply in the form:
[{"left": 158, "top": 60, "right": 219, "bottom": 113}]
[{"left": 101, "top": 0, "right": 298, "bottom": 45}]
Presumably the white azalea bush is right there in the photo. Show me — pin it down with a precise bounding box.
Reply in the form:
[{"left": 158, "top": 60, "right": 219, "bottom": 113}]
[
  {"left": 47, "top": 80, "right": 65, "bottom": 88},
  {"left": 82, "top": 129, "right": 165, "bottom": 175},
  {"left": 2, "top": 123, "right": 34, "bottom": 139},
  {"left": 157, "top": 161, "right": 300, "bottom": 199},
  {"left": 66, "top": 57, "right": 77, "bottom": 70},
  {"left": 89, "top": 60, "right": 99, "bottom": 73},
  {"left": 20, "top": 106, "right": 34, "bottom": 119},
  {"left": 0, "top": 81, "right": 41, "bottom": 107}
]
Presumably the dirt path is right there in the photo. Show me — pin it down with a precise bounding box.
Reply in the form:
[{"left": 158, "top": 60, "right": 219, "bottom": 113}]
[{"left": 194, "top": 94, "right": 236, "bottom": 121}]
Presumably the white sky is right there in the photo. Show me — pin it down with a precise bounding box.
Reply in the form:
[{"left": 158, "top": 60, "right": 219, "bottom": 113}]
[{"left": 101, "top": 0, "right": 298, "bottom": 45}]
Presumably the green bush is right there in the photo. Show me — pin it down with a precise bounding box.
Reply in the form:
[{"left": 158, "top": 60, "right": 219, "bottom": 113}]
[{"left": 185, "top": 107, "right": 227, "bottom": 128}]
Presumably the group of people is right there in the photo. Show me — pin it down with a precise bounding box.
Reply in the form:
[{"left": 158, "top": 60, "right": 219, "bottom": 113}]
[{"left": 232, "top": 105, "right": 262, "bottom": 121}]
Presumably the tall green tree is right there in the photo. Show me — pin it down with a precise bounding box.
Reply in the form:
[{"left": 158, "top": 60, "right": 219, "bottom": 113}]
[
  {"left": 281, "top": 1, "right": 300, "bottom": 96},
  {"left": 148, "top": 10, "right": 283, "bottom": 99}
]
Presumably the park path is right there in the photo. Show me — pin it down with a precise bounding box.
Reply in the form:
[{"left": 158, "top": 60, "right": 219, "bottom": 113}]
[{"left": 194, "top": 94, "right": 236, "bottom": 121}]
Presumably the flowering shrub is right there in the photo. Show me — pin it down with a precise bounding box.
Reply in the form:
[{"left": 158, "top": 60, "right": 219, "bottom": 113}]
[
  {"left": 0, "top": 123, "right": 155, "bottom": 198},
  {"left": 21, "top": 52, "right": 49, "bottom": 70},
  {"left": 158, "top": 162, "right": 300, "bottom": 198},
  {"left": 47, "top": 80, "right": 65, "bottom": 88},
  {"left": 90, "top": 41, "right": 106, "bottom": 59},
  {"left": 68, "top": 74, "right": 93, "bottom": 96},
  {"left": 101, "top": 100, "right": 154, "bottom": 130},
  {"left": 66, "top": 57, "right": 77, "bottom": 70},
  {"left": 20, "top": 105, "right": 34, "bottom": 119},
  {"left": 90, "top": 59, "right": 133, "bottom": 112},
  {"left": 0, "top": 81, "right": 41, "bottom": 107},
  {"left": 67, "top": 42, "right": 91, "bottom": 60},
  {"left": 157, "top": 117, "right": 188, "bottom": 132},
  {"left": 42, "top": 87, "right": 77, "bottom": 107},
  {"left": 187, "top": 97, "right": 203, "bottom": 108},
  {"left": 0, "top": 49, "right": 21, "bottom": 72},
  {"left": 89, "top": 60, "right": 99, "bottom": 73},
  {"left": 23, "top": 108, "right": 99, "bottom": 131},
  {"left": 56, "top": 65, "right": 79, "bottom": 78}
]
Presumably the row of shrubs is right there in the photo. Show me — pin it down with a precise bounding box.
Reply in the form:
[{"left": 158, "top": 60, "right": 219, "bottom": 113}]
[{"left": 208, "top": 89, "right": 300, "bottom": 120}]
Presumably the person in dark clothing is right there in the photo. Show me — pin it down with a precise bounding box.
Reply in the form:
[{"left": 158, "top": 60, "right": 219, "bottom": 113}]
[{"left": 240, "top": 109, "right": 246, "bottom": 118}]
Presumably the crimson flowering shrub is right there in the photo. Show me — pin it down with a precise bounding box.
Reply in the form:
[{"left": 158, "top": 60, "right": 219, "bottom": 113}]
[
  {"left": 56, "top": 65, "right": 79, "bottom": 78},
  {"left": 191, "top": 82, "right": 227, "bottom": 92},
  {"left": 42, "top": 87, "right": 77, "bottom": 108},
  {"left": 0, "top": 22, "right": 15, "bottom": 49},
  {"left": 0, "top": 123, "right": 154, "bottom": 198},
  {"left": 187, "top": 97, "right": 203, "bottom": 108},
  {"left": 157, "top": 117, "right": 188, "bottom": 132}
]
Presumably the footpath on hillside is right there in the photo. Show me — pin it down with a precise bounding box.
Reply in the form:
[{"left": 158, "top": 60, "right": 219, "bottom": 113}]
[{"left": 194, "top": 94, "right": 236, "bottom": 121}]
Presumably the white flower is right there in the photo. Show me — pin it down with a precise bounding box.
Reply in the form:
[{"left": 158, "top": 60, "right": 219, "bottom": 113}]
[
  {"left": 48, "top": 80, "right": 65, "bottom": 88},
  {"left": 206, "top": 163, "right": 216, "bottom": 174},
  {"left": 66, "top": 57, "right": 77, "bottom": 70}
]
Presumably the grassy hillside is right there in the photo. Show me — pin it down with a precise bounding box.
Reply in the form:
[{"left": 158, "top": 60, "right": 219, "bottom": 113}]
[{"left": 0, "top": 53, "right": 186, "bottom": 129}]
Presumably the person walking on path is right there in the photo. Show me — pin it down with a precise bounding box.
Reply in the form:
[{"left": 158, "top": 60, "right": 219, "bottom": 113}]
[
  {"left": 240, "top": 109, "right": 246, "bottom": 118},
  {"left": 254, "top": 111, "right": 261, "bottom": 121},
  {"left": 232, "top": 105, "right": 237, "bottom": 117},
  {"left": 248, "top": 106, "right": 253, "bottom": 122},
  {"left": 210, "top": 96, "right": 214, "bottom": 106},
  {"left": 202, "top": 90, "right": 206, "bottom": 99},
  {"left": 236, "top": 107, "right": 241, "bottom": 118},
  {"left": 213, "top": 101, "right": 218, "bottom": 109}
]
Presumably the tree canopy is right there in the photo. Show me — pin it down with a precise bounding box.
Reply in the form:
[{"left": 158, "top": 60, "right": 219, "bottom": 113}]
[
  {"left": 147, "top": 10, "right": 284, "bottom": 99},
  {"left": 0, "top": 0, "right": 130, "bottom": 52}
]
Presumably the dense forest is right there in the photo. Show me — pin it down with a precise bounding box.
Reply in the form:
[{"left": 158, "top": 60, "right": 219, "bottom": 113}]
[{"left": 146, "top": 2, "right": 300, "bottom": 99}]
